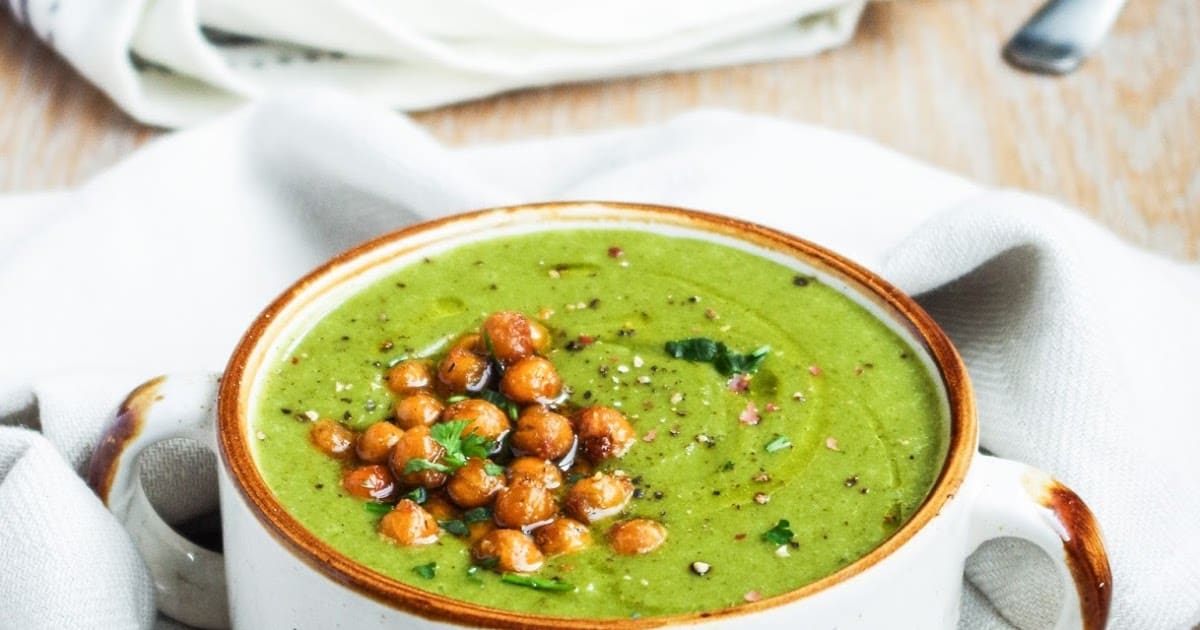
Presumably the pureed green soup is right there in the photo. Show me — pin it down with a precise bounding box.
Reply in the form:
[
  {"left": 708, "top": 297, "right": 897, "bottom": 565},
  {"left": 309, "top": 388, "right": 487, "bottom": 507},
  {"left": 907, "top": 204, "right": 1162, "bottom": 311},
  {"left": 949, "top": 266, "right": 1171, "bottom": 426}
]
[{"left": 252, "top": 228, "right": 947, "bottom": 619}]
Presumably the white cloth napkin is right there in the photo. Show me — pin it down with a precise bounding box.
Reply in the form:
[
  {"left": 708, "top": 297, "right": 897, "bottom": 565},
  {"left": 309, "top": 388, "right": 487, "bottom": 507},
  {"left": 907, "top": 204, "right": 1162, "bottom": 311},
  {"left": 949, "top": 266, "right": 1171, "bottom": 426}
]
[
  {"left": 2, "top": 93, "right": 1198, "bottom": 630},
  {"left": 6, "top": 0, "right": 864, "bottom": 128}
]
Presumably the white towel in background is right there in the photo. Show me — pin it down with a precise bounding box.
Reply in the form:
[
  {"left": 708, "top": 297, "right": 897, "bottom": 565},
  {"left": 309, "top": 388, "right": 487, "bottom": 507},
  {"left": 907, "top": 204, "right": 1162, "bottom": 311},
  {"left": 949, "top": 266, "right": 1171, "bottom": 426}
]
[
  {"left": 0, "top": 93, "right": 1197, "bottom": 629},
  {"left": 6, "top": 0, "right": 864, "bottom": 128}
]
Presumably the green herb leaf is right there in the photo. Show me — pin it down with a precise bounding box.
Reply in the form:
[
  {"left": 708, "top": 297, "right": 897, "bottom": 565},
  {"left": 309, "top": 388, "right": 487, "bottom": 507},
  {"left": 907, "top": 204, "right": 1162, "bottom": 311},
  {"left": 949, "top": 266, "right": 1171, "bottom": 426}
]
[
  {"left": 475, "top": 557, "right": 500, "bottom": 570},
  {"left": 428, "top": 420, "right": 495, "bottom": 472},
  {"left": 664, "top": 338, "right": 770, "bottom": 376},
  {"left": 764, "top": 435, "right": 792, "bottom": 453},
  {"left": 363, "top": 501, "right": 393, "bottom": 516},
  {"left": 466, "top": 565, "right": 484, "bottom": 581},
  {"left": 413, "top": 562, "right": 438, "bottom": 579},
  {"left": 500, "top": 574, "right": 576, "bottom": 592},
  {"left": 720, "top": 461, "right": 735, "bottom": 472},
  {"left": 762, "top": 519, "right": 795, "bottom": 545},
  {"left": 402, "top": 487, "right": 428, "bottom": 503},
  {"left": 445, "top": 394, "right": 469, "bottom": 403},
  {"left": 440, "top": 519, "right": 469, "bottom": 536},
  {"left": 483, "top": 462, "right": 505, "bottom": 476},
  {"left": 463, "top": 507, "right": 492, "bottom": 524},
  {"left": 404, "top": 458, "right": 451, "bottom": 474},
  {"left": 665, "top": 338, "right": 720, "bottom": 362}
]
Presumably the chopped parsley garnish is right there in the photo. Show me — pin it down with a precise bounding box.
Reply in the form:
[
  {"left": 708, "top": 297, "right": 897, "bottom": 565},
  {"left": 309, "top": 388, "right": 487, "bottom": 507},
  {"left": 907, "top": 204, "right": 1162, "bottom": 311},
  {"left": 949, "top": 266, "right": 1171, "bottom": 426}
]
[
  {"left": 439, "top": 519, "right": 470, "bottom": 536},
  {"left": 720, "top": 460, "right": 735, "bottom": 471},
  {"left": 664, "top": 338, "right": 770, "bottom": 376},
  {"left": 403, "top": 458, "right": 452, "bottom": 474},
  {"left": 762, "top": 519, "right": 795, "bottom": 545},
  {"left": 402, "top": 420, "right": 496, "bottom": 476},
  {"left": 764, "top": 434, "right": 792, "bottom": 453},
  {"left": 500, "top": 574, "right": 576, "bottom": 592},
  {"left": 363, "top": 501, "right": 392, "bottom": 516},
  {"left": 463, "top": 507, "right": 492, "bottom": 524},
  {"left": 402, "top": 487, "right": 427, "bottom": 504},
  {"left": 413, "top": 562, "right": 438, "bottom": 579},
  {"left": 483, "top": 462, "right": 505, "bottom": 476}
]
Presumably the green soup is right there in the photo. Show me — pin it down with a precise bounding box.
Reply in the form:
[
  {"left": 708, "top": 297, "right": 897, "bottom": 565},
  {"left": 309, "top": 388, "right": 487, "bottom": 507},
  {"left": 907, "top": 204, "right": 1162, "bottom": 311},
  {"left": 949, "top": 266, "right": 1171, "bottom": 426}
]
[{"left": 252, "top": 228, "right": 946, "bottom": 619}]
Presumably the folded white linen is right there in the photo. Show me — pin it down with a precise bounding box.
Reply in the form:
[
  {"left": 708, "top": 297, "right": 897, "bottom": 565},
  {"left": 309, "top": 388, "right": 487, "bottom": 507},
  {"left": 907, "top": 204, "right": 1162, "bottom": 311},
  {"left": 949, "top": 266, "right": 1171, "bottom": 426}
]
[
  {"left": 6, "top": 0, "right": 864, "bottom": 128},
  {"left": 0, "top": 93, "right": 1197, "bottom": 629}
]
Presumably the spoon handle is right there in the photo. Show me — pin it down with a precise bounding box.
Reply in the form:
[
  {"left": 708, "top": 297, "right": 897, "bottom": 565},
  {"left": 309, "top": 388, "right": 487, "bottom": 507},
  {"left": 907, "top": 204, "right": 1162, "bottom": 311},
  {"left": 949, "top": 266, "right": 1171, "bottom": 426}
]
[{"left": 1003, "top": 0, "right": 1128, "bottom": 74}]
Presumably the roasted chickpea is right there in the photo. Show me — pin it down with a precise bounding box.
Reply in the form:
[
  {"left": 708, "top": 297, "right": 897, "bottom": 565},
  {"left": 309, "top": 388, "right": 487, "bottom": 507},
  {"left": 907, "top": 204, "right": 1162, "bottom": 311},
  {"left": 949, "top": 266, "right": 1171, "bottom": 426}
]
[
  {"left": 388, "top": 425, "right": 448, "bottom": 489},
  {"left": 437, "top": 347, "right": 493, "bottom": 394},
  {"left": 608, "top": 519, "right": 667, "bottom": 555},
  {"left": 451, "top": 333, "right": 486, "bottom": 354},
  {"left": 393, "top": 391, "right": 444, "bottom": 430},
  {"left": 483, "top": 311, "right": 536, "bottom": 366},
  {"left": 442, "top": 398, "right": 510, "bottom": 441},
  {"left": 574, "top": 406, "right": 636, "bottom": 462},
  {"left": 528, "top": 320, "right": 550, "bottom": 353},
  {"left": 500, "top": 356, "right": 563, "bottom": 405},
  {"left": 356, "top": 421, "right": 404, "bottom": 463},
  {"left": 510, "top": 406, "right": 574, "bottom": 460},
  {"left": 342, "top": 465, "right": 397, "bottom": 501},
  {"left": 505, "top": 456, "right": 564, "bottom": 490},
  {"left": 309, "top": 419, "right": 356, "bottom": 459},
  {"left": 533, "top": 518, "right": 591, "bottom": 556},
  {"left": 472, "top": 529, "right": 544, "bottom": 573},
  {"left": 421, "top": 491, "right": 460, "bottom": 522},
  {"left": 379, "top": 499, "right": 440, "bottom": 546},
  {"left": 563, "top": 473, "right": 633, "bottom": 523},
  {"left": 386, "top": 360, "right": 433, "bottom": 394},
  {"left": 493, "top": 480, "right": 558, "bottom": 530},
  {"left": 446, "top": 458, "right": 506, "bottom": 509}
]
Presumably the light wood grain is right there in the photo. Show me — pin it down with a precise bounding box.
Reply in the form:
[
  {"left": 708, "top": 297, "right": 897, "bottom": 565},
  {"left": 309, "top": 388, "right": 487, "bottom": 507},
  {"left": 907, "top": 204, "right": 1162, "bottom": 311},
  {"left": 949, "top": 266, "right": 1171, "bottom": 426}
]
[{"left": 2, "top": 0, "right": 1197, "bottom": 258}]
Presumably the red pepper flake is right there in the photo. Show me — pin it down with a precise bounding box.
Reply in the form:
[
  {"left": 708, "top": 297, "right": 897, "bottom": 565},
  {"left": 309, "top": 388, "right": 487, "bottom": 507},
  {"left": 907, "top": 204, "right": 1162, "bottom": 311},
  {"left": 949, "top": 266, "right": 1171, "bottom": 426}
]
[
  {"left": 734, "top": 533, "right": 747, "bottom": 541},
  {"left": 808, "top": 365, "right": 822, "bottom": 376},
  {"left": 727, "top": 373, "right": 751, "bottom": 393},
  {"left": 738, "top": 401, "right": 760, "bottom": 425},
  {"left": 764, "top": 402, "right": 780, "bottom": 413},
  {"left": 642, "top": 430, "right": 658, "bottom": 443},
  {"left": 607, "top": 246, "right": 624, "bottom": 258},
  {"left": 290, "top": 356, "right": 300, "bottom": 365},
  {"left": 744, "top": 590, "right": 762, "bottom": 603}
]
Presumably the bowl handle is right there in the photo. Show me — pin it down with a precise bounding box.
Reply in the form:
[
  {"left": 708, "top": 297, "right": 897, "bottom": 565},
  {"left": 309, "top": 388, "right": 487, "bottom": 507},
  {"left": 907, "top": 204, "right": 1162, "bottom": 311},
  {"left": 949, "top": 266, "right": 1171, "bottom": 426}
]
[
  {"left": 968, "top": 454, "right": 1112, "bottom": 629},
  {"left": 87, "top": 374, "right": 229, "bottom": 629}
]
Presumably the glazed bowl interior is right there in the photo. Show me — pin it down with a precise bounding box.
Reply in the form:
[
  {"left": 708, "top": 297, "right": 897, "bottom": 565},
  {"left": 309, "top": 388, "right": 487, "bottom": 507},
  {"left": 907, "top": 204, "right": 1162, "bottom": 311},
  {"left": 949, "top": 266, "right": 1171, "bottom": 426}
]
[{"left": 218, "top": 201, "right": 976, "bottom": 628}]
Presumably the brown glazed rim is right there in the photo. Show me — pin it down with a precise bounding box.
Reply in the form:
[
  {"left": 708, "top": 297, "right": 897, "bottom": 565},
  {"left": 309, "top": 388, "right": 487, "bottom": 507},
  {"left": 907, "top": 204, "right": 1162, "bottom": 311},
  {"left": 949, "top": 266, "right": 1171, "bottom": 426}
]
[{"left": 218, "top": 201, "right": 978, "bottom": 628}]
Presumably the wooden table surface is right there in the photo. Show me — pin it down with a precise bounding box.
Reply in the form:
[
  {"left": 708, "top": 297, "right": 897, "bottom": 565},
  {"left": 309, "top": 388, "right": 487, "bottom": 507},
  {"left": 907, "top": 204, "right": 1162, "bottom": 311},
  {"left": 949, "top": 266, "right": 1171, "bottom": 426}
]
[{"left": 2, "top": 1, "right": 1197, "bottom": 259}]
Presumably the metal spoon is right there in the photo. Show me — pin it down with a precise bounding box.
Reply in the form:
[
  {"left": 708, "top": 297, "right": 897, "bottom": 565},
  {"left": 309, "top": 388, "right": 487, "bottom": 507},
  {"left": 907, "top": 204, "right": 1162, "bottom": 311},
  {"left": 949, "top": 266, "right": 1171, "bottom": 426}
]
[{"left": 1003, "top": 0, "right": 1128, "bottom": 74}]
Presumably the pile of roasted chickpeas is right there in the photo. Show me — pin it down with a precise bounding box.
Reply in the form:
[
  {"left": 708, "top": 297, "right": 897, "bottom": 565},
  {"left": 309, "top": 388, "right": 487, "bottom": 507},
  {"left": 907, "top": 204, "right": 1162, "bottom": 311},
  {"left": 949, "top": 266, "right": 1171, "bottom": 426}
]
[{"left": 309, "top": 311, "right": 667, "bottom": 574}]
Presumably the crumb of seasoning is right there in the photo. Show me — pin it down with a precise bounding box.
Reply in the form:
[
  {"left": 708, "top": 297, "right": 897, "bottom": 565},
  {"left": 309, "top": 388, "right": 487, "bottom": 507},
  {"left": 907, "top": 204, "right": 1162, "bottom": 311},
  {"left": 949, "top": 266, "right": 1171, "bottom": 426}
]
[
  {"left": 753, "top": 492, "right": 770, "bottom": 505},
  {"left": 633, "top": 355, "right": 645, "bottom": 368},
  {"left": 764, "top": 402, "right": 780, "bottom": 413},
  {"left": 608, "top": 246, "right": 624, "bottom": 258},
  {"left": 379, "top": 340, "right": 394, "bottom": 352},
  {"left": 255, "top": 431, "right": 266, "bottom": 441},
  {"left": 792, "top": 275, "right": 810, "bottom": 287},
  {"left": 642, "top": 430, "right": 658, "bottom": 443},
  {"left": 744, "top": 590, "right": 763, "bottom": 603},
  {"left": 792, "top": 391, "right": 807, "bottom": 402},
  {"left": 690, "top": 561, "right": 711, "bottom": 576},
  {"left": 670, "top": 392, "right": 684, "bottom": 405},
  {"left": 738, "top": 401, "right": 760, "bottom": 425},
  {"left": 775, "top": 545, "right": 791, "bottom": 558},
  {"left": 303, "top": 410, "right": 319, "bottom": 421},
  {"left": 290, "top": 356, "right": 300, "bottom": 365},
  {"left": 825, "top": 437, "right": 840, "bottom": 451},
  {"left": 734, "top": 533, "right": 747, "bottom": 541},
  {"left": 752, "top": 471, "right": 771, "bottom": 483},
  {"left": 844, "top": 475, "right": 859, "bottom": 488},
  {"left": 704, "top": 308, "right": 719, "bottom": 320},
  {"left": 727, "top": 373, "right": 751, "bottom": 393},
  {"left": 808, "top": 365, "right": 822, "bottom": 376},
  {"left": 636, "top": 375, "right": 652, "bottom": 385}
]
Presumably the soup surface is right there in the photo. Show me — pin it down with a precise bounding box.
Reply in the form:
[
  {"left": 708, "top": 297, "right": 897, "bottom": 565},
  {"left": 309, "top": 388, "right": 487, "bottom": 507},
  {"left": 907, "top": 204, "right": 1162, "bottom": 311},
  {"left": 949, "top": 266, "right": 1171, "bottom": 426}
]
[{"left": 252, "top": 228, "right": 946, "bottom": 619}]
